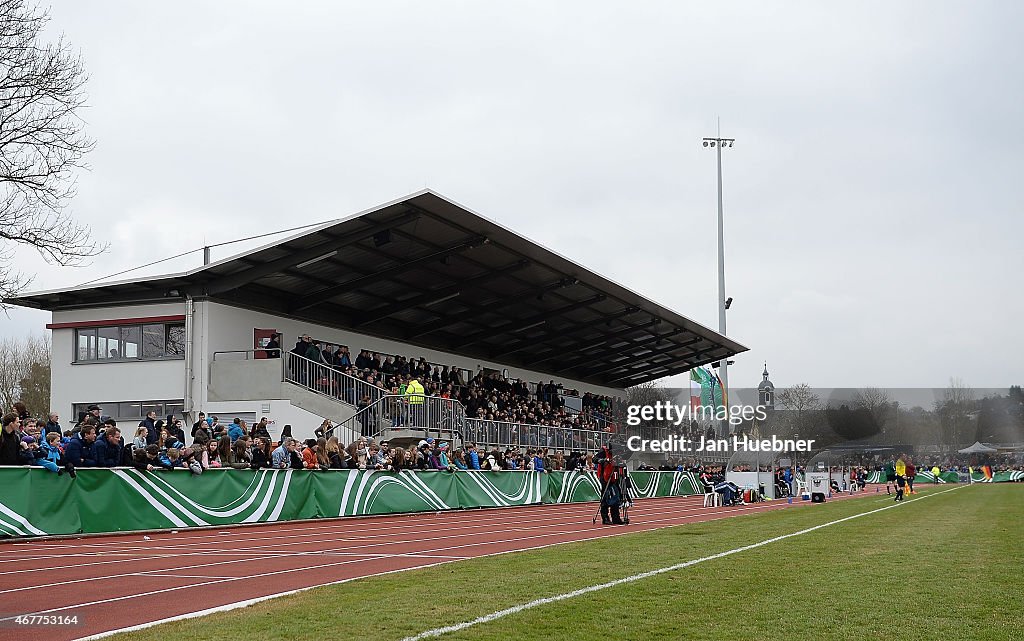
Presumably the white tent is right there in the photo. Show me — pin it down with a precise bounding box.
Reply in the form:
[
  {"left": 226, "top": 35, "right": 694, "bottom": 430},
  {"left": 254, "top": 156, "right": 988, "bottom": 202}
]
[{"left": 958, "top": 441, "right": 998, "bottom": 454}]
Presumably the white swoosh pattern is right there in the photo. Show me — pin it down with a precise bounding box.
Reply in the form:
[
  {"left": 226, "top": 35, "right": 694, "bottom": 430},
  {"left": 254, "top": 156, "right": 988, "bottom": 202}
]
[{"left": 0, "top": 501, "right": 46, "bottom": 536}]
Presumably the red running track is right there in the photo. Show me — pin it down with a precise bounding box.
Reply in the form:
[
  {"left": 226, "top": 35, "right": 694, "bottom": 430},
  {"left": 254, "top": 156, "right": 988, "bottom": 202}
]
[{"left": 0, "top": 491, "right": 870, "bottom": 641}]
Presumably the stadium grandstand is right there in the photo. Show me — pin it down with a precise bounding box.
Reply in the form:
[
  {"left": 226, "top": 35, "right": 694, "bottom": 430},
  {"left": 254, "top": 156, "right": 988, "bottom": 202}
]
[{"left": 5, "top": 189, "right": 746, "bottom": 460}]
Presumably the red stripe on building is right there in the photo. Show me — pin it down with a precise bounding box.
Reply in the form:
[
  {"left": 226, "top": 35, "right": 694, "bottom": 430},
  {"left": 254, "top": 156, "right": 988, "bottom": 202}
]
[{"left": 45, "top": 315, "right": 187, "bottom": 330}]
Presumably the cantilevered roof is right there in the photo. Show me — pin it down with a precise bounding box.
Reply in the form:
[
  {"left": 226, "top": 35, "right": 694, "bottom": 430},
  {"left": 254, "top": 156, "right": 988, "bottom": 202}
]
[{"left": 9, "top": 190, "right": 747, "bottom": 387}]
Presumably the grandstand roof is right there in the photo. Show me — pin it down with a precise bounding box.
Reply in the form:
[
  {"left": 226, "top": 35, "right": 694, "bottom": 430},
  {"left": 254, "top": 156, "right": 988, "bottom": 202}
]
[{"left": 10, "top": 190, "right": 747, "bottom": 387}]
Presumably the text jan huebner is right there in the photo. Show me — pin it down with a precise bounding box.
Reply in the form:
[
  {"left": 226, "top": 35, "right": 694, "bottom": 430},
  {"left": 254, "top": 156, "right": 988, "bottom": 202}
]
[{"left": 625, "top": 434, "right": 816, "bottom": 453}]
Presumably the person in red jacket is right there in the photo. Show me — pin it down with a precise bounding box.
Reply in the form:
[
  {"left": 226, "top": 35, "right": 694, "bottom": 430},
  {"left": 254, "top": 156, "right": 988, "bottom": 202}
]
[{"left": 596, "top": 444, "right": 623, "bottom": 525}]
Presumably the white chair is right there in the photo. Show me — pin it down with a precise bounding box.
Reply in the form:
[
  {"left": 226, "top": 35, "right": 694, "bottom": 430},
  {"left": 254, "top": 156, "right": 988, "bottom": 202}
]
[{"left": 702, "top": 483, "right": 721, "bottom": 507}]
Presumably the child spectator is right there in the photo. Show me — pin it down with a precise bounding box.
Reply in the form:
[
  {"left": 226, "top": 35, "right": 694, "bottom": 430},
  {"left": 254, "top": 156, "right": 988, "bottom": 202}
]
[
  {"left": 302, "top": 438, "right": 320, "bottom": 469},
  {"left": 134, "top": 444, "right": 172, "bottom": 471}
]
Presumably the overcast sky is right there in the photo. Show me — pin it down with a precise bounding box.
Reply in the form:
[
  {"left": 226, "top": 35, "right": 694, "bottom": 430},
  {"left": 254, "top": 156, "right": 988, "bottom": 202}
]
[{"left": 3, "top": 1, "right": 1021, "bottom": 390}]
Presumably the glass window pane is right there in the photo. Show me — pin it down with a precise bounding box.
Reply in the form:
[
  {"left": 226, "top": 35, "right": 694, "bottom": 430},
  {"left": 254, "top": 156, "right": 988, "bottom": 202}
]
[
  {"left": 119, "top": 402, "right": 143, "bottom": 420},
  {"left": 164, "top": 401, "right": 185, "bottom": 421},
  {"left": 98, "top": 326, "right": 120, "bottom": 359},
  {"left": 76, "top": 329, "right": 97, "bottom": 361},
  {"left": 165, "top": 323, "right": 185, "bottom": 356},
  {"left": 142, "top": 325, "right": 164, "bottom": 357},
  {"left": 120, "top": 326, "right": 140, "bottom": 359},
  {"left": 72, "top": 404, "right": 89, "bottom": 424}
]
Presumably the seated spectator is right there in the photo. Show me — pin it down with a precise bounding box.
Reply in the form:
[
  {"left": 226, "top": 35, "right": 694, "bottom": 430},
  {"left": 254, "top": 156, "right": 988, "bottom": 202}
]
[{"left": 65, "top": 425, "right": 98, "bottom": 467}]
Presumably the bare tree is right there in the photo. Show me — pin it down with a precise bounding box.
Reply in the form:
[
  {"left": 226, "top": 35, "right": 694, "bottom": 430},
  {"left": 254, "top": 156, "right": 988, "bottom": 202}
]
[
  {"left": 776, "top": 383, "right": 821, "bottom": 439},
  {"left": 0, "top": 0, "right": 105, "bottom": 305},
  {"left": 852, "top": 386, "right": 893, "bottom": 434},
  {"left": 0, "top": 332, "right": 50, "bottom": 414},
  {"left": 937, "top": 377, "right": 975, "bottom": 446}
]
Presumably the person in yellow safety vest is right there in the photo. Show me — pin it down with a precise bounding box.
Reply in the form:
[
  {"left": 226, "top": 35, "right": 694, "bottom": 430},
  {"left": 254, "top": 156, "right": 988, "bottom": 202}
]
[
  {"left": 405, "top": 376, "right": 425, "bottom": 426},
  {"left": 894, "top": 455, "right": 907, "bottom": 502},
  {"left": 931, "top": 465, "right": 941, "bottom": 484}
]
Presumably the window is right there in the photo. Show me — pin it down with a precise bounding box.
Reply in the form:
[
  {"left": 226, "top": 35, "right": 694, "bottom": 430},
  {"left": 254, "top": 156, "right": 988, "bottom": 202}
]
[
  {"left": 74, "top": 322, "right": 186, "bottom": 363},
  {"left": 73, "top": 399, "right": 185, "bottom": 425}
]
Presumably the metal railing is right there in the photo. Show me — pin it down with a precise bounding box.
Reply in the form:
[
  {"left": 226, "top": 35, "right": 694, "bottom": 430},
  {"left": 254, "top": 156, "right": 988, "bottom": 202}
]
[
  {"left": 336, "top": 394, "right": 467, "bottom": 440},
  {"left": 462, "top": 418, "right": 610, "bottom": 454},
  {"left": 285, "top": 352, "right": 386, "bottom": 409}
]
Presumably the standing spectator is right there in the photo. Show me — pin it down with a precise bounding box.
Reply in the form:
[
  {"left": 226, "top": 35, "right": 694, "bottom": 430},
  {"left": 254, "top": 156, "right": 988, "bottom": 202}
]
[
  {"left": 42, "top": 432, "right": 71, "bottom": 475},
  {"left": 228, "top": 418, "right": 245, "bottom": 442},
  {"left": 466, "top": 442, "right": 481, "bottom": 470},
  {"left": 131, "top": 426, "right": 148, "bottom": 452},
  {"left": 141, "top": 411, "right": 159, "bottom": 445},
  {"left": 133, "top": 444, "right": 171, "bottom": 471},
  {"left": 93, "top": 428, "right": 123, "bottom": 468},
  {"left": 301, "top": 438, "right": 319, "bottom": 469},
  {"left": 0, "top": 414, "right": 21, "bottom": 465},
  {"left": 272, "top": 438, "right": 295, "bottom": 469},
  {"left": 325, "top": 437, "right": 346, "bottom": 468},
  {"left": 13, "top": 401, "right": 30, "bottom": 421},
  {"left": 203, "top": 439, "right": 221, "bottom": 468},
  {"left": 251, "top": 437, "right": 271, "bottom": 469},
  {"left": 191, "top": 412, "right": 207, "bottom": 439},
  {"left": 167, "top": 418, "right": 186, "bottom": 445},
  {"left": 252, "top": 417, "right": 272, "bottom": 441},
  {"left": 65, "top": 425, "right": 98, "bottom": 468},
  {"left": 265, "top": 333, "right": 281, "bottom": 358},
  {"left": 43, "top": 413, "right": 62, "bottom": 438},
  {"left": 230, "top": 438, "right": 252, "bottom": 469}
]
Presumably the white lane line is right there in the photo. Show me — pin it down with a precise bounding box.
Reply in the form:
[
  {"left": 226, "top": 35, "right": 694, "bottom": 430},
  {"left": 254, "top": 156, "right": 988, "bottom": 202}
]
[
  {"left": 0, "top": 499, "right": 729, "bottom": 592},
  {"left": 57, "top": 490, "right": 874, "bottom": 641},
  {"left": 400, "top": 485, "right": 968, "bottom": 641},
  {"left": 0, "top": 495, "right": 708, "bottom": 563},
  {"left": 0, "top": 497, "right": 725, "bottom": 581}
]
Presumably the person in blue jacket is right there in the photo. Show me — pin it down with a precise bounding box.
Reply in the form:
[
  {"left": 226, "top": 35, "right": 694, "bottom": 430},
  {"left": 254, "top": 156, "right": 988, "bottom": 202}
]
[
  {"left": 65, "top": 425, "right": 98, "bottom": 468},
  {"left": 93, "top": 427, "right": 123, "bottom": 467},
  {"left": 466, "top": 441, "right": 481, "bottom": 470}
]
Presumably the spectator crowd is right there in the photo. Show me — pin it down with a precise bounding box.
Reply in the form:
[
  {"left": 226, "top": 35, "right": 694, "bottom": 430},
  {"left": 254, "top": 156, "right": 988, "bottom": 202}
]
[{"left": 2, "top": 399, "right": 608, "bottom": 477}]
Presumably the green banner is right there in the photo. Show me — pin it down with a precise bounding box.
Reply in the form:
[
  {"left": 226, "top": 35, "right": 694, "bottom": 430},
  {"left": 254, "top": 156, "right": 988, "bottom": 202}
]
[{"left": 0, "top": 468, "right": 702, "bottom": 538}]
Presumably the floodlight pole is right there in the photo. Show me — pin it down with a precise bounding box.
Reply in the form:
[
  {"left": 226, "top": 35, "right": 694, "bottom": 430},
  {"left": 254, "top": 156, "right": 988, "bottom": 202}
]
[{"left": 702, "top": 127, "right": 734, "bottom": 435}]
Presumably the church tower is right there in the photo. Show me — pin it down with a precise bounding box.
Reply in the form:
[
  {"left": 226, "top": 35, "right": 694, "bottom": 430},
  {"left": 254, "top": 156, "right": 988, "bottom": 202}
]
[{"left": 758, "top": 362, "right": 775, "bottom": 410}]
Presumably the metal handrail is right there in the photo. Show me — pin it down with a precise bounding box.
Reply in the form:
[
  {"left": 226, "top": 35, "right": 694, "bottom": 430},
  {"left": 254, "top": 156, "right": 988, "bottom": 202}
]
[
  {"left": 462, "top": 418, "right": 610, "bottom": 454},
  {"left": 285, "top": 352, "right": 387, "bottom": 409},
  {"left": 336, "top": 394, "right": 467, "bottom": 440}
]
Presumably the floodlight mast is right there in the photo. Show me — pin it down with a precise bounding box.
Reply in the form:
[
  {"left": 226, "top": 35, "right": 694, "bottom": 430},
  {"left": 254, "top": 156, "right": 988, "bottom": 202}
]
[{"left": 702, "top": 130, "right": 735, "bottom": 435}]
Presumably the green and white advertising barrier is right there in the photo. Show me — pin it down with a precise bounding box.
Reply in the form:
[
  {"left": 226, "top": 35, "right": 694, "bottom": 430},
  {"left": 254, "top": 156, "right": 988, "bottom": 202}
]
[{"left": 0, "top": 468, "right": 702, "bottom": 538}]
